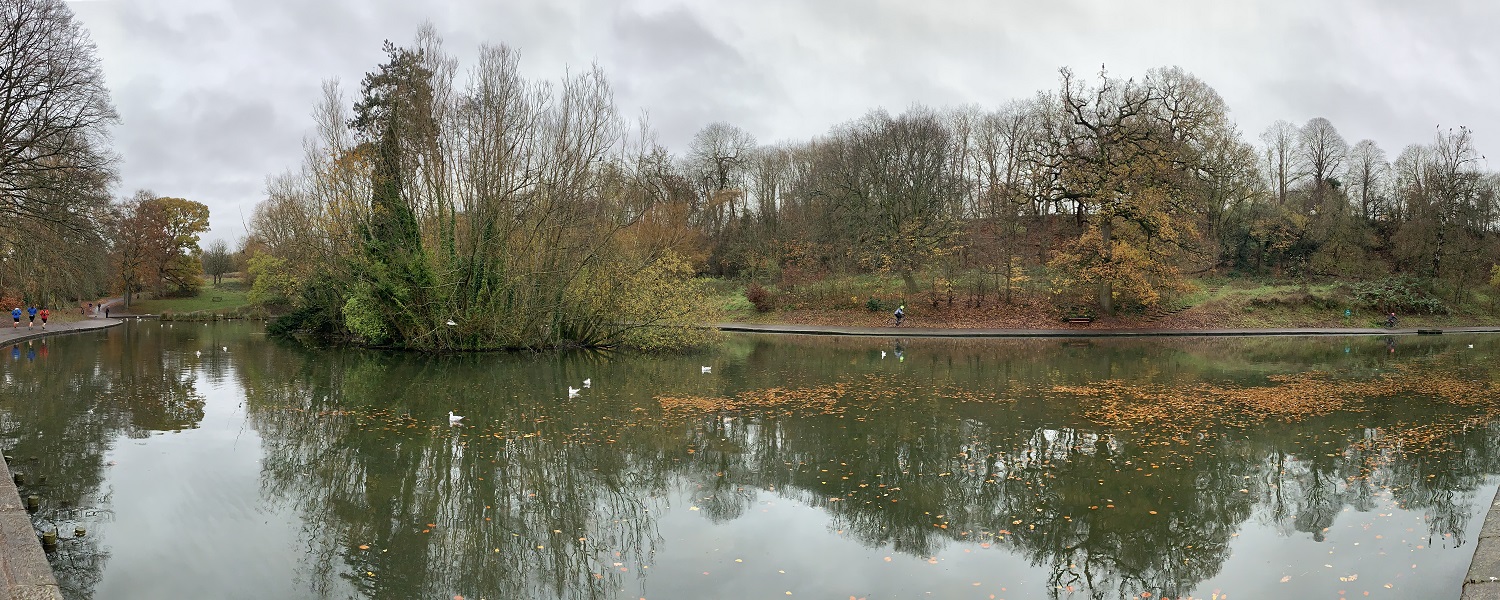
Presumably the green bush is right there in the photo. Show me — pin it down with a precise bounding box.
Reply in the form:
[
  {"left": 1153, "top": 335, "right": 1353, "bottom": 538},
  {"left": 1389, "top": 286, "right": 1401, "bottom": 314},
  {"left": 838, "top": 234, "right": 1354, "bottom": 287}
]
[
  {"left": 1350, "top": 276, "right": 1447, "bottom": 314},
  {"left": 865, "top": 297, "right": 883, "bottom": 312},
  {"left": 341, "top": 290, "right": 390, "bottom": 345},
  {"left": 247, "top": 254, "right": 299, "bottom": 309}
]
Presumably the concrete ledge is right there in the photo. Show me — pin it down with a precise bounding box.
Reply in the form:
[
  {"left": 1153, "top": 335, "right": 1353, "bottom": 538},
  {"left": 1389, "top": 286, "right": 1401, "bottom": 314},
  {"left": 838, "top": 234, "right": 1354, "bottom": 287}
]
[
  {"left": 0, "top": 456, "right": 63, "bottom": 600},
  {"left": 714, "top": 323, "right": 1500, "bottom": 339},
  {"left": 1464, "top": 487, "right": 1500, "bottom": 599},
  {"left": 0, "top": 318, "right": 121, "bottom": 347}
]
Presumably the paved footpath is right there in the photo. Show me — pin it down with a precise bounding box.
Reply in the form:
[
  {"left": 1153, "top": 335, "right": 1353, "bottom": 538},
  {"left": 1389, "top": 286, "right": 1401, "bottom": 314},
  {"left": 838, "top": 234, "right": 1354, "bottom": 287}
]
[
  {"left": 1466, "top": 487, "right": 1500, "bottom": 599},
  {"left": 0, "top": 315, "right": 121, "bottom": 600},
  {"left": 716, "top": 322, "right": 1500, "bottom": 338}
]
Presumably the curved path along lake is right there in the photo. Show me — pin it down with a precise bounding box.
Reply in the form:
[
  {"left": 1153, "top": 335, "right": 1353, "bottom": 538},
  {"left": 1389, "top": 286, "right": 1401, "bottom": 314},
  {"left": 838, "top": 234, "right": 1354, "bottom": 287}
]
[{"left": 4, "top": 322, "right": 1500, "bottom": 599}]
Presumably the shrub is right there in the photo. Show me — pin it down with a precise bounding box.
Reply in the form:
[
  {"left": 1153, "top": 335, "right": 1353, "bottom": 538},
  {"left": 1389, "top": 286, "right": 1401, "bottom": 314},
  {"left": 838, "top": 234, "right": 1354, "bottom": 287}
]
[
  {"left": 744, "top": 283, "right": 775, "bottom": 313},
  {"left": 341, "top": 290, "right": 390, "bottom": 345},
  {"left": 865, "top": 297, "right": 883, "bottom": 312},
  {"left": 1350, "top": 276, "right": 1447, "bottom": 314},
  {"left": 247, "top": 254, "right": 299, "bottom": 310}
]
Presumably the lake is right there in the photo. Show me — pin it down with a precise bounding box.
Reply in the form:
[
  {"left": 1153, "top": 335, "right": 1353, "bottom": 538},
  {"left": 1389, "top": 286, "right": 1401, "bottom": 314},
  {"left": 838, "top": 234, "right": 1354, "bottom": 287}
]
[{"left": 2, "top": 322, "right": 1498, "bottom": 599}]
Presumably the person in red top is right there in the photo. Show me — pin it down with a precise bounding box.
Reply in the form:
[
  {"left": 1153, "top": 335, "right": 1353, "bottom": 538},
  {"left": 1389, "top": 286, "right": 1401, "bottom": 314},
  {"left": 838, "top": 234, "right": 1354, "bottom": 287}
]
[{"left": 39, "top": 308, "right": 49, "bottom": 329}]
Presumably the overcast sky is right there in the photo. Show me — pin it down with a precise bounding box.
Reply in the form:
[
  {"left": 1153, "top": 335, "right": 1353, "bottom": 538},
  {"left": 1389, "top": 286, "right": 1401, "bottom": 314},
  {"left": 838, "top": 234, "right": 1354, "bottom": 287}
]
[{"left": 68, "top": 0, "right": 1500, "bottom": 244}]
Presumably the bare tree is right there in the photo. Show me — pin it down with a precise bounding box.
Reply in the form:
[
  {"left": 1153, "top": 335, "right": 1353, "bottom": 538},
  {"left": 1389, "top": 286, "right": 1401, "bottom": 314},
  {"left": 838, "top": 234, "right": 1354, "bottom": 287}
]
[
  {"left": 0, "top": 0, "right": 118, "bottom": 226},
  {"left": 1345, "top": 139, "right": 1389, "bottom": 221},
  {"left": 688, "top": 122, "right": 756, "bottom": 229},
  {"left": 1298, "top": 117, "right": 1348, "bottom": 188},
  {"left": 1259, "top": 120, "right": 1302, "bottom": 204},
  {"left": 813, "top": 106, "right": 961, "bottom": 291},
  {"left": 201, "top": 239, "right": 234, "bottom": 285}
]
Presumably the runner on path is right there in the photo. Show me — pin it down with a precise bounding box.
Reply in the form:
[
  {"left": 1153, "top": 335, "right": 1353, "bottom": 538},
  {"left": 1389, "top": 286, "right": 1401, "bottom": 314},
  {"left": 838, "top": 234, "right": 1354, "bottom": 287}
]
[
  {"left": 26, "top": 306, "right": 36, "bottom": 329},
  {"left": 10, "top": 307, "right": 18, "bottom": 328},
  {"left": 39, "top": 308, "right": 49, "bottom": 329}
]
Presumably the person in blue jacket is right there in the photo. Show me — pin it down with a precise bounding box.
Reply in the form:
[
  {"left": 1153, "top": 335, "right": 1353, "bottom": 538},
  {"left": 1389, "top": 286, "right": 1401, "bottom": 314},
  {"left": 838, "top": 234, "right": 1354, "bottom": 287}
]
[
  {"left": 26, "top": 306, "right": 36, "bottom": 329},
  {"left": 10, "top": 307, "right": 18, "bottom": 328}
]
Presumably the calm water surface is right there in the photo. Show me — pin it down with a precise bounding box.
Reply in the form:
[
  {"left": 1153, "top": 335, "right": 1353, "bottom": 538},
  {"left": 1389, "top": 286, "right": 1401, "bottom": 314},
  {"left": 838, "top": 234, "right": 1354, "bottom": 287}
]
[{"left": 3, "top": 322, "right": 1500, "bottom": 599}]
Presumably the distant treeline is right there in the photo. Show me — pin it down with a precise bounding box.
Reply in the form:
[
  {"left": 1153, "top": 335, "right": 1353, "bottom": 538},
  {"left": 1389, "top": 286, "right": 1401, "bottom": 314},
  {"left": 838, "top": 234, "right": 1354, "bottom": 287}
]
[
  {"left": 676, "top": 70, "right": 1497, "bottom": 315},
  {"left": 245, "top": 25, "right": 1500, "bottom": 349}
]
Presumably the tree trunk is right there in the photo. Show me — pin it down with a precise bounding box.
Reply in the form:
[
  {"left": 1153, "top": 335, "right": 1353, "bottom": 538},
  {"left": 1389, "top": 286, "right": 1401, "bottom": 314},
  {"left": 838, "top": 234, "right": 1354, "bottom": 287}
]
[
  {"left": 1097, "top": 217, "right": 1114, "bottom": 315},
  {"left": 1003, "top": 255, "right": 1013, "bottom": 304}
]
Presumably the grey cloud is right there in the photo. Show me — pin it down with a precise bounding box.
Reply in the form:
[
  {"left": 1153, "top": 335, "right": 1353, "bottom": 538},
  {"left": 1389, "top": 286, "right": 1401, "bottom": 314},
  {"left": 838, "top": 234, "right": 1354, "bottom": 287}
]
[{"left": 608, "top": 6, "right": 783, "bottom": 147}]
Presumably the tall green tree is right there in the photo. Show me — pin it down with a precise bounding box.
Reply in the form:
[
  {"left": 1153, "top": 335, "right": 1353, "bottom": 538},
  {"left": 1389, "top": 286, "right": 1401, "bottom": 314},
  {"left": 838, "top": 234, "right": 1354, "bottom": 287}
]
[{"left": 344, "top": 41, "right": 438, "bottom": 344}]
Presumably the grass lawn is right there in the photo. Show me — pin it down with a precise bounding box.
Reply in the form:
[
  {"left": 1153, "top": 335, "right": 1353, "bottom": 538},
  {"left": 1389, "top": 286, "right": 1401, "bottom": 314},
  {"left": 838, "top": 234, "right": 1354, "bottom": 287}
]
[
  {"left": 705, "top": 272, "right": 1500, "bottom": 329},
  {"left": 127, "top": 276, "right": 251, "bottom": 315}
]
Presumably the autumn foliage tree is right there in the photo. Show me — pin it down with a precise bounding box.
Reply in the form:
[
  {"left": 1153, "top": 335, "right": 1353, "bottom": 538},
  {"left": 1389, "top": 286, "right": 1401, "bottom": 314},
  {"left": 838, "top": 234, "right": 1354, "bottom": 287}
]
[{"left": 109, "top": 191, "right": 210, "bottom": 305}]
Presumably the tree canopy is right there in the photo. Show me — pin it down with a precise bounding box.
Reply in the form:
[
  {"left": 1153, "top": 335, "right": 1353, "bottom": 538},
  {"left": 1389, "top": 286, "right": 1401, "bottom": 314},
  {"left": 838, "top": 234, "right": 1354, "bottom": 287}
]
[{"left": 249, "top": 26, "right": 1500, "bottom": 338}]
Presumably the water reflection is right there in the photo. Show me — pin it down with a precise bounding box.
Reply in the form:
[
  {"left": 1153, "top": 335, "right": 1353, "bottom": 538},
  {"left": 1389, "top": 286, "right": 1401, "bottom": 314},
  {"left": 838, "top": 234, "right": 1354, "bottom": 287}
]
[{"left": 1, "top": 327, "right": 1498, "bottom": 598}]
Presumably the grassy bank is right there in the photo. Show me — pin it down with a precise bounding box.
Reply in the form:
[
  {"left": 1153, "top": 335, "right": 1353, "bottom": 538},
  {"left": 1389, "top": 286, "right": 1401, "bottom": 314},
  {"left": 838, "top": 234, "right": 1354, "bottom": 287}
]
[
  {"left": 125, "top": 276, "right": 255, "bottom": 318},
  {"left": 708, "top": 274, "right": 1500, "bottom": 330}
]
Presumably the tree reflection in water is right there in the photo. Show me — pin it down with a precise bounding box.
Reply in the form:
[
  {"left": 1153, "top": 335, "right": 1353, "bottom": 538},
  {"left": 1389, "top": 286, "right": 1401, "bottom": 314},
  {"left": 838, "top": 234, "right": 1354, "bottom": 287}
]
[
  {"left": 0, "top": 325, "right": 204, "bottom": 599},
  {"left": 3, "top": 327, "right": 1500, "bottom": 599}
]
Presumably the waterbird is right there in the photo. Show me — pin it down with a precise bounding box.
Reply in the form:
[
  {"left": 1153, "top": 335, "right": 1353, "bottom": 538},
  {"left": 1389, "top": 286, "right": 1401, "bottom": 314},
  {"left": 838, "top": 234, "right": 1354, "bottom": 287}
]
[
  {"left": 582, "top": 378, "right": 591, "bottom": 388},
  {"left": 881, "top": 351, "right": 887, "bottom": 358},
  {"left": 222, "top": 346, "right": 227, "bottom": 352},
  {"left": 568, "top": 386, "right": 581, "bottom": 398},
  {"left": 194, "top": 350, "right": 201, "bottom": 357},
  {"left": 448, "top": 411, "right": 464, "bottom": 425},
  {"left": 701, "top": 366, "right": 712, "bottom": 374},
  {"left": 445, "top": 319, "right": 457, "bottom": 326}
]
